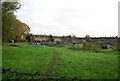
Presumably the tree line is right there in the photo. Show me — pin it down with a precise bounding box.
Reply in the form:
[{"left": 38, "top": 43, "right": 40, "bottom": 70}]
[{"left": 2, "top": 2, "right": 30, "bottom": 42}]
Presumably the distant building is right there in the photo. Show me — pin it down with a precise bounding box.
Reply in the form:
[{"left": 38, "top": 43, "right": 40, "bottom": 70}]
[
  {"left": 33, "top": 34, "right": 118, "bottom": 45},
  {"left": 54, "top": 38, "right": 62, "bottom": 42},
  {"left": 34, "top": 38, "right": 47, "bottom": 42}
]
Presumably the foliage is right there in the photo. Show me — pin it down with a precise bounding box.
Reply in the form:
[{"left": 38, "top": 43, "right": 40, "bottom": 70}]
[
  {"left": 2, "top": 2, "right": 21, "bottom": 13},
  {"left": 48, "top": 35, "right": 54, "bottom": 42},
  {"left": 82, "top": 43, "right": 101, "bottom": 50},
  {"left": 2, "top": 2, "right": 21, "bottom": 42},
  {"left": 85, "top": 34, "right": 91, "bottom": 42},
  {"left": 25, "top": 34, "right": 34, "bottom": 43},
  {"left": 2, "top": 12, "right": 17, "bottom": 41},
  {"left": 66, "top": 35, "right": 72, "bottom": 43},
  {"left": 15, "top": 20, "right": 30, "bottom": 39}
]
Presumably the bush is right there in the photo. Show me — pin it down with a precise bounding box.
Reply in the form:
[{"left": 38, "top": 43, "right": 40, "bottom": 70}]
[
  {"left": 115, "top": 46, "right": 120, "bottom": 51},
  {"left": 82, "top": 43, "right": 101, "bottom": 50}
]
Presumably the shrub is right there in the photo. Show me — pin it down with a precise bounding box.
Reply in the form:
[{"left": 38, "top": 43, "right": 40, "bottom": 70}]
[{"left": 82, "top": 43, "right": 101, "bottom": 50}]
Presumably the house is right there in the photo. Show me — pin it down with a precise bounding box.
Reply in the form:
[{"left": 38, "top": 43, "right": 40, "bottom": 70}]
[
  {"left": 33, "top": 34, "right": 119, "bottom": 45},
  {"left": 34, "top": 38, "right": 47, "bottom": 42},
  {"left": 54, "top": 38, "right": 62, "bottom": 42}
]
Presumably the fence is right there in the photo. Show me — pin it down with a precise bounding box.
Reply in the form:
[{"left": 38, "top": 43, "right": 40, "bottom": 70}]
[{"left": 0, "top": 67, "right": 80, "bottom": 80}]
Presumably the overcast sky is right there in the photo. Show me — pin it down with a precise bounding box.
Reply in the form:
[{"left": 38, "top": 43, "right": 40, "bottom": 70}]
[{"left": 16, "top": 0, "right": 119, "bottom": 37}]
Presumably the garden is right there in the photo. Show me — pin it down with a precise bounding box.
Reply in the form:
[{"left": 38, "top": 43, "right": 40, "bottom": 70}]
[
  {"left": 2, "top": 43, "right": 119, "bottom": 79},
  {"left": 1, "top": 1, "right": 119, "bottom": 80}
]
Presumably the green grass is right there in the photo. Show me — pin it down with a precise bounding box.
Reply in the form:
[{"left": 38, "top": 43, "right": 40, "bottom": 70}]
[{"left": 2, "top": 43, "right": 118, "bottom": 79}]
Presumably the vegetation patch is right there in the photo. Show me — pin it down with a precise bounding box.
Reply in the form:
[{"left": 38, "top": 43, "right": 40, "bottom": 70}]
[
  {"left": 2, "top": 43, "right": 118, "bottom": 79},
  {"left": 82, "top": 43, "right": 101, "bottom": 50}
]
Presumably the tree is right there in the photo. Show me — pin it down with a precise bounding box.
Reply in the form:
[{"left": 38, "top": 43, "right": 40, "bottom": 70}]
[
  {"left": 25, "top": 34, "right": 34, "bottom": 43},
  {"left": 67, "top": 35, "right": 72, "bottom": 43},
  {"left": 85, "top": 34, "right": 91, "bottom": 42},
  {"left": 2, "top": 2, "right": 21, "bottom": 42},
  {"left": 15, "top": 20, "right": 30, "bottom": 39},
  {"left": 71, "top": 34, "right": 76, "bottom": 42},
  {"left": 48, "top": 35, "right": 54, "bottom": 42}
]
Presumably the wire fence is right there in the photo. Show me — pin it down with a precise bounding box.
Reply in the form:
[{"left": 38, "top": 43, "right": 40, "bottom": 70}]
[{"left": 0, "top": 67, "right": 80, "bottom": 80}]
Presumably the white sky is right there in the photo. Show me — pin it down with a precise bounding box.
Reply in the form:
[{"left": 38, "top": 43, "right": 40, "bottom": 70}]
[{"left": 16, "top": 0, "right": 119, "bottom": 37}]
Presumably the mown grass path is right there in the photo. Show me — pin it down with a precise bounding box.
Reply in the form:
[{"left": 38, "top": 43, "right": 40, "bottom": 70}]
[{"left": 45, "top": 48, "right": 58, "bottom": 75}]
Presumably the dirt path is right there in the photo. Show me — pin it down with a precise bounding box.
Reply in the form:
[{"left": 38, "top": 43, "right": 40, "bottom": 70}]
[{"left": 45, "top": 48, "right": 58, "bottom": 75}]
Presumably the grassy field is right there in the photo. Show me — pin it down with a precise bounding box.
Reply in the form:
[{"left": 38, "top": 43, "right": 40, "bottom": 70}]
[{"left": 2, "top": 43, "right": 118, "bottom": 79}]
